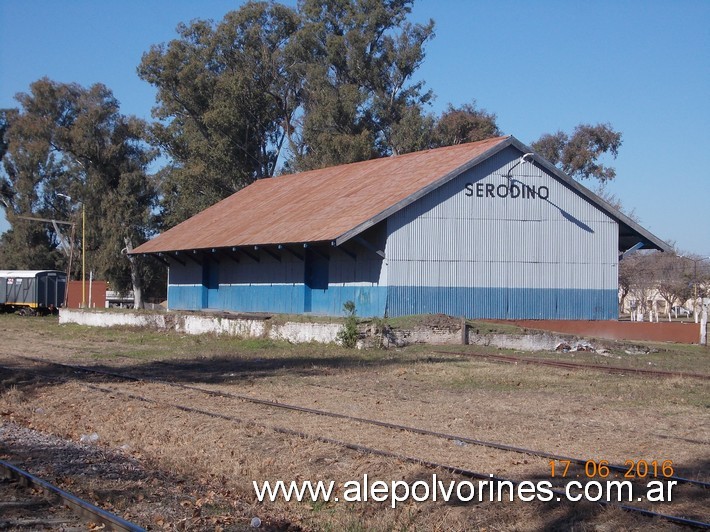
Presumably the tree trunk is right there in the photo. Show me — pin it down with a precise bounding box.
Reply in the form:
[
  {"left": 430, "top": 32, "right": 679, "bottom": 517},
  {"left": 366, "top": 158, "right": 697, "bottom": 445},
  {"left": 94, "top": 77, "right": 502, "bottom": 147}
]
[{"left": 123, "top": 237, "right": 144, "bottom": 309}]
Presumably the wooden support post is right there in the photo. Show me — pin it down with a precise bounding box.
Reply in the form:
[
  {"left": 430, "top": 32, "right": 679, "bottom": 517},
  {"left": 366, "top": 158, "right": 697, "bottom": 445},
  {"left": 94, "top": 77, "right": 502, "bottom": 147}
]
[
  {"left": 304, "top": 243, "right": 329, "bottom": 260},
  {"left": 461, "top": 316, "right": 468, "bottom": 345}
]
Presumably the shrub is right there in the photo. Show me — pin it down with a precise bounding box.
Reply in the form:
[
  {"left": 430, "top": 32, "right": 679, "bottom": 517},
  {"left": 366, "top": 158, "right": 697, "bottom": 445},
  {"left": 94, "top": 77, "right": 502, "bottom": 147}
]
[{"left": 337, "top": 301, "right": 359, "bottom": 348}]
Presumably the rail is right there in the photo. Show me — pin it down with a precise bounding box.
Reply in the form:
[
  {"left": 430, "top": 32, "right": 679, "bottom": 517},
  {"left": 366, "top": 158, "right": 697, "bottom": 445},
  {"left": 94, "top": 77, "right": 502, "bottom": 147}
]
[{"left": 0, "top": 459, "right": 145, "bottom": 531}]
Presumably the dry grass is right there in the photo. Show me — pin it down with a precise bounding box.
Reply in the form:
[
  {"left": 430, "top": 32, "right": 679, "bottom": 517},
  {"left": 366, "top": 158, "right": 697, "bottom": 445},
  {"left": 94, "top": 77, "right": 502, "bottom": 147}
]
[{"left": 0, "top": 314, "right": 708, "bottom": 530}]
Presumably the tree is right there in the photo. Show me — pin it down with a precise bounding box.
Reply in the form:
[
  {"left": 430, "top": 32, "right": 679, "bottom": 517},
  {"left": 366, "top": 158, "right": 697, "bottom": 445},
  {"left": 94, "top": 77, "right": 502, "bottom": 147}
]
[
  {"left": 619, "top": 251, "right": 709, "bottom": 321},
  {"left": 654, "top": 252, "right": 690, "bottom": 320},
  {"left": 617, "top": 253, "right": 633, "bottom": 314},
  {"left": 0, "top": 104, "right": 67, "bottom": 270},
  {"left": 677, "top": 254, "right": 710, "bottom": 322},
  {"left": 387, "top": 105, "right": 436, "bottom": 155},
  {"left": 385, "top": 100, "right": 501, "bottom": 155},
  {"left": 288, "top": 0, "right": 435, "bottom": 170},
  {"left": 0, "top": 109, "right": 10, "bottom": 162},
  {"left": 138, "top": 2, "right": 301, "bottom": 228},
  {"left": 619, "top": 252, "right": 657, "bottom": 321},
  {"left": 0, "top": 78, "right": 160, "bottom": 307},
  {"left": 532, "top": 123, "right": 622, "bottom": 183},
  {"left": 138, "top": 0, "right": 434, "bottom": 218},
  {"left": 432, "top": 101, "right": 500, "bottom": 147}
]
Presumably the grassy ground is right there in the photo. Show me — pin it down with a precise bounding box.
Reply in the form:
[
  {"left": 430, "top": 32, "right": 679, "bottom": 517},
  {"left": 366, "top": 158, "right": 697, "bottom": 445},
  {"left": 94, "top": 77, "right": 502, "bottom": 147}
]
[{"left": 0, "top": 313, "right": 708, "bottom": 530}]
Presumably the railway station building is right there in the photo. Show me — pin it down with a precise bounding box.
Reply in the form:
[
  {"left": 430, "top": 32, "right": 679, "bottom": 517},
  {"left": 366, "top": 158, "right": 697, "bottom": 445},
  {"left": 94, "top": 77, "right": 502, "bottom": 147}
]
[{"left": 132, "top": 136, "right": 669, "bottom": 319}]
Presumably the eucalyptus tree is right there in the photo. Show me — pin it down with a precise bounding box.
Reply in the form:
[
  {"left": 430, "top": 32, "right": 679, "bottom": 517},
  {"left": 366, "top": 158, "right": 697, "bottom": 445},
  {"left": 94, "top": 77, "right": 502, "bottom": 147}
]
[
  {"left": 0, "top": 102, "right": 69, "bottom": 270},
  {"left": 290, "top": 0, "right": 435, "bottom": 169},
  {"left": 431, "top": 102, "right": 501, "bottom": 147},
  {"left": 138, "top": 2, "right": 301, "bottom": 228},
  {"left": 532, "top": 123, "right": 623, "bottom": 183},
  {"left": 0, "top": 78, "right": 159, "bottom": 307}
]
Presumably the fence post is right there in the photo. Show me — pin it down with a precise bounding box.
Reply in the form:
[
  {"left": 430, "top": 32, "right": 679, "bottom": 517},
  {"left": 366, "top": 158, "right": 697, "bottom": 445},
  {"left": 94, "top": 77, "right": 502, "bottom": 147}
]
[{"left": 701, "top": 307, "right": 707, "bottom": 346}]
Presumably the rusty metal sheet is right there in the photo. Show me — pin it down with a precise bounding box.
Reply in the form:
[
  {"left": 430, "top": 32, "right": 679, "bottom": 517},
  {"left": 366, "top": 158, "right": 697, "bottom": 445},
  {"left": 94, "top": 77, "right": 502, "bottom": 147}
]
[{"left": 133, "top": 136, "right": 510, "bottom": 253}]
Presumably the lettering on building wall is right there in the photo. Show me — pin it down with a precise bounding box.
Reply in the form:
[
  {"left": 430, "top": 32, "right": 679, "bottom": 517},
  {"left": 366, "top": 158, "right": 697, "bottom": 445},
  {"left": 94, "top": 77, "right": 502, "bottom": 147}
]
[{"left": 464, "top": 182, "right": 549, "bottom": 200}]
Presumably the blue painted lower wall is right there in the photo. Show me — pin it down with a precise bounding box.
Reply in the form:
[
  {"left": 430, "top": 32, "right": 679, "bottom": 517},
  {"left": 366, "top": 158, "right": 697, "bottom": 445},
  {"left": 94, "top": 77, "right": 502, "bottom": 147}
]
[
  {"left": 169, "top": 284, "right": 617, "bottom": 319},
  {"left": 168, "top": 285, "right": 203, "bottom": 310},
  {"left": 168, "top": 284, "right": 387, "bottom": 317},
  {"left": 386, "top": 287, "right": 618, "bottom": 320},
  {"left": 309, "top": 285, "right": 387, "bottom": 316}
]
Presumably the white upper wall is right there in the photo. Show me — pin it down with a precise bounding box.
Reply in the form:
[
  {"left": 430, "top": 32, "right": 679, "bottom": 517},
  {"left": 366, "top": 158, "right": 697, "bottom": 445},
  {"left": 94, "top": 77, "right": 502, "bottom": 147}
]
[{"left": 386, "top": 145, "right": 618, "bottom": 290}]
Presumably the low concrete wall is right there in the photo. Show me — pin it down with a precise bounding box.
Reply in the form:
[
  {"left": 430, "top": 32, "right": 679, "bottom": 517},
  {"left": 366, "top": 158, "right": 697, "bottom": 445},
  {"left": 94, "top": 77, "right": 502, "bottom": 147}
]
[
  {"left": 387, "top": 327, "right": 461, "bottom": 346},
  {"left": 59, "top": 309, "right": 702, "bottom": 350},
  {"left": 383, "top": 328, "right": 593, "bottom": 352},
  {"left": 269, "top": 321, "right": 341, "bottom": 343},
  {"left": 59, "top": 309, "right": 341, "bottom": 344},
  {"left": 60, "top": 309, "right": 168, "bottom": 329},
  {"left": 468, "top": 332, "right": 579, "bottom": 351},
  {"left": 179, "top": 314, "right": 267, "bottom": 337}
]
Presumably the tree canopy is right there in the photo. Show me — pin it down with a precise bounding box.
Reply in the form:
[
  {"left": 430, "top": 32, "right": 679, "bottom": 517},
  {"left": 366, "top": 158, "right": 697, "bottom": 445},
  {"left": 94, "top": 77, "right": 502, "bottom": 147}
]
[
  {"left": 137, "top": 0, "right": 623, "bottom": 230},
  {"left": 289, "top": 0, "right": 435, "bottom": 169},
  {"left": 138, "top": 1, "right": 302, "bottom": 228},
  {"left": 139, "top": 0, "right": 435, "bottom": 223},
  {"left": 431, "top": 102, "right": 501, "bottom": 147},
  {"left": 531, "top": 123, "right": 622, "bottom": 183},
  {"left": 0, "top": 78, "right": 161, "bottom": 306},
  {"left": 619, "top": 250, "right": 709, "bottom": 320}
]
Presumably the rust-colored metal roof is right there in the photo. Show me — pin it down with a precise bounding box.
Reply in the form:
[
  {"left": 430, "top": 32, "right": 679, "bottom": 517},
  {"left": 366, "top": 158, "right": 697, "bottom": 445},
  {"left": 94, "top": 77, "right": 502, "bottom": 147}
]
[{"left": 133, "top": 136, "right": 511, "bottom": 254}]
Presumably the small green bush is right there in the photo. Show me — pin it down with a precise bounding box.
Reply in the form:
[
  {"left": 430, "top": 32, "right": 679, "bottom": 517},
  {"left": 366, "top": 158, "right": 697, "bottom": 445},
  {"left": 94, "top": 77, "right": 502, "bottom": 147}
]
[{"left": 337, "top": 301, "right": 359, "bottom": 348}]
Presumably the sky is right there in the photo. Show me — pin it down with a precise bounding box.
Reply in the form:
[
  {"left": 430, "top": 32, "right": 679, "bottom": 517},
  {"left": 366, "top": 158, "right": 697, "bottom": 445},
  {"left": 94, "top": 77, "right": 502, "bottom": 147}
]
[{"left": 1, "top": 0, "right": 708, "bottom": 256}]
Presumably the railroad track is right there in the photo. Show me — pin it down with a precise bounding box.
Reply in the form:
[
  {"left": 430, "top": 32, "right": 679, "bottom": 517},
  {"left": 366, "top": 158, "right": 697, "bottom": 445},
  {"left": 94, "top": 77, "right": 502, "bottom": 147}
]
[
  {"left": 436, "top": 350, "right": 710, "bottom": 380},
  {"left": 67, "top": 381, "right": 710, "bottom": 529},
  {"left": 6, "top": 356, "right": 710, "bottom": 528},
  {"left": 0, "top": 459, "right": 144, "bottom": 531},
  {"left": 15, "top": 355, "right": 708, "bottom": 490}
]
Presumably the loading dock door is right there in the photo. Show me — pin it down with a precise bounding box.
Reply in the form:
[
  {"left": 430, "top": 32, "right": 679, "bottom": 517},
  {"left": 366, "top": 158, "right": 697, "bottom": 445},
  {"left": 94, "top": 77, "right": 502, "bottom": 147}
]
[
  {"left": 304, "top": 250, "right": 329, "bottom": 313},
  {"left": 202, "top": 258, "right": 220, "bottom": 309}
]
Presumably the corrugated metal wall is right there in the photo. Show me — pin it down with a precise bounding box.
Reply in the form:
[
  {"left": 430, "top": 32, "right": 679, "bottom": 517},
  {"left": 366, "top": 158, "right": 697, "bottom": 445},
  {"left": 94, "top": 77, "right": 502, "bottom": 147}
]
[
  {"left": 167, "top": 241, "right": 388, "bottom": 316},
  {"left": 385, "top": 145, "right": 618, "bottom": 319}
]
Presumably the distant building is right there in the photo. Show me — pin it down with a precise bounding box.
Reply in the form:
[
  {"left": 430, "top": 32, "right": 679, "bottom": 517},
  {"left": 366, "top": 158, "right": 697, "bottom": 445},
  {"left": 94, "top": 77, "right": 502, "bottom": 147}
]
[
  {"left": 132, "top": 136, "right": 669, "bottom": 319},
  {"left": 105, "top": 288, "right": 134, "bottom": 308}
]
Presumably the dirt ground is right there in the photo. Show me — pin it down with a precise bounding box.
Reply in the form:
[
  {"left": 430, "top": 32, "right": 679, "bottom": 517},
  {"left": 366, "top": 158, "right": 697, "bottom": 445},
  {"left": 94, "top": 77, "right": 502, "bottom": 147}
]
[{"left": 0, "top": 314, "right": 708, "bottom": 531}]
